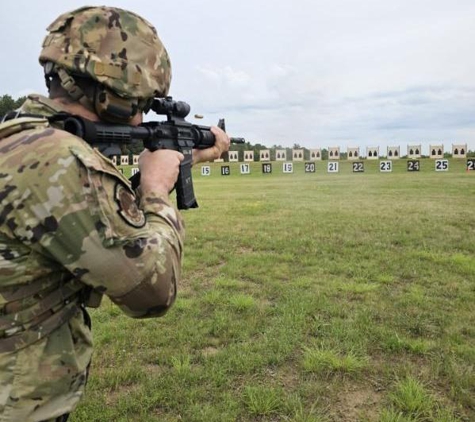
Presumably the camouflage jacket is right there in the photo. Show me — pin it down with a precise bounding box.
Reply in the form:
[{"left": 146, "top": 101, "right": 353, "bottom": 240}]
[{"left": 0, "top": 95, "right": 184, "bottom": 421}]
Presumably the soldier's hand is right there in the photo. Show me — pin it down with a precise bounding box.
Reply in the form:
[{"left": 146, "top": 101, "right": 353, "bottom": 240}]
[
  {"left": 192, "top": 126, "right": 231, "bottom": 165},
  {"left": 139, "top": 149, "right": 184, "bottom": 197}
]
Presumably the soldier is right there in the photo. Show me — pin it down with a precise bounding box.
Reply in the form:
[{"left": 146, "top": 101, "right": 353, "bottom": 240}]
[{"left": 0, "top": 6, "right": 230, "bottom": 422}]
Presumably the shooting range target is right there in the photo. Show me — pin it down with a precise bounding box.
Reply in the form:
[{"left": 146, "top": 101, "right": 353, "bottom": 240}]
[
  {"left": 244, "top": 151, "right": 254, "bottom": 162},
  {"left": 292, "top": 149, "right": 304, "bottom": 161},
  {"left": 407, "top": 145, "right": 421, "bottom": 159},
  {"left": 347, "top": 148, "right": 359, "bottom": 160},
  {"left": 453, "top": 144, "right": 467, "bottom": 158},
  {"left": 309, "top": 149, "right": 322, "bottom": 160},
  {"left": 387, "top": 147, "right": 400, "bottom": 159},
  {"left": 430, "top": 145, "right": 444, "bottom": 159},
  {"left": 328, "top": 147, "right": 340, "bottom": 160},
  {"left": 367, "top": 147, "right": 379, "bottom": 159},
  {"left": 276, "top": 150, "right": 287, "bottom": 161},
  {"left": 260, "top": 150, "right": 270, "bottom": 161}
]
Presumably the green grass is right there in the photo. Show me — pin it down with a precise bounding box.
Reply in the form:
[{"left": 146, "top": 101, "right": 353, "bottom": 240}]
[{"left": 71, "top": 159, "right": 475, "bottom": 422}]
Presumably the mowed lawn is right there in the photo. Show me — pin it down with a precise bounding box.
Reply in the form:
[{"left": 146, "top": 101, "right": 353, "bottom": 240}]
[{"left": 72, "top": 159, "right": 475, "bottom": 422}]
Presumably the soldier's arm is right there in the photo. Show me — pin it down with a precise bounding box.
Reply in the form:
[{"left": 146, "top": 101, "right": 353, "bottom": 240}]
[{"left": 27, "top": 132, "right": 185, "bottom": 318}]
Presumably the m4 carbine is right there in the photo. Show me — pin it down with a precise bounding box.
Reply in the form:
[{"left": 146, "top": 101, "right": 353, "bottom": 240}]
[{"left": 60, "top": 97, "right": 245, "bottom": 210}]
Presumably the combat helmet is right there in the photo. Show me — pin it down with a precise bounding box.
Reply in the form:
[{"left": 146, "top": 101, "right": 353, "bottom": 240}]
[{"left": 39, "top": 6, "right": 172, "bottom": 122}]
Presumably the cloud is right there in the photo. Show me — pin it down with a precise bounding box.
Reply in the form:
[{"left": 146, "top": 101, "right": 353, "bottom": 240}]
[
  {"left": 1, "top": 0, "right": 475, "bottom": 151},
  {"left": 197, "top": 66, "right": 251, "bottom": 87}
]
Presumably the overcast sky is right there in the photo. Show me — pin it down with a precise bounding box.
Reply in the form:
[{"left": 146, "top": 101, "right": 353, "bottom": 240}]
[{"left": 1, "top": 0, "right": 474, "bottom": 153}]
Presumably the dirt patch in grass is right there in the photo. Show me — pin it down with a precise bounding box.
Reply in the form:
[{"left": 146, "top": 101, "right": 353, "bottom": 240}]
[{"left": 331, "top": 384, "right": 383, "bottom": 422}]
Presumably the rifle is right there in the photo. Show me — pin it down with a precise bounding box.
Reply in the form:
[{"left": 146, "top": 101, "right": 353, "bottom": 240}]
[{"left": 59, "top": 97, "right": 245, "bottom": 210}]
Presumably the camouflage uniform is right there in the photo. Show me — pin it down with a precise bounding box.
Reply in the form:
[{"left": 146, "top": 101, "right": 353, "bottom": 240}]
[{"left": 0, "top": 98, "right": 184, "bottom": 420}]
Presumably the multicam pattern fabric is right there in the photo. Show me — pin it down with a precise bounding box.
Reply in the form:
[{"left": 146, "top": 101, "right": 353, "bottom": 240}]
[
  {"left": 40, "top": 6, "right": 172, "bottom": 100},
  {"left": 0, "top": 95, "right": 184, "bottom": 421}
]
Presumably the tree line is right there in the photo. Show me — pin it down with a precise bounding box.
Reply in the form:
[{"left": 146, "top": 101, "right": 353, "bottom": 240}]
[
  {"left": 0, "top": 94, "right": 27, "bottom": 117},
  {"left": 1, "top": 94, "right": 473, "bottom": 158}
]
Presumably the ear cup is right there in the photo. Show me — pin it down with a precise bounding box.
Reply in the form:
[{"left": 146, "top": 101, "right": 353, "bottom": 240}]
[{"left": 93, "top": 86, "right": 139, "bottom": 123}]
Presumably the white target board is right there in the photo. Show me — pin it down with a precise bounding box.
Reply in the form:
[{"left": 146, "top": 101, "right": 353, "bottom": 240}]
[
  {"left": 327, "top": 161, "right": 339, "bottom": 173},
  {"left": 240, "top": 163, "right": 251, "bottom": 174},
  {"left": 309, "top": 149, "right": 322, "bottom": 161},
  {"left": 276, "top": 150, "right": 287, "bottom": 161},
  {"left": 201, "top": 166, "right": 211, "bottom": 176},
  {"left": 380, "top": 161, "right": 392, "bottom": 172},
  {"left": 435, "top": 160, "right": 448, "bottom": 172},
  {"left": 283, "top": 162, "right": 294, "bottom": 173},
  {"left": 244, "top": 151, "right": 254, "bottom": 162}
]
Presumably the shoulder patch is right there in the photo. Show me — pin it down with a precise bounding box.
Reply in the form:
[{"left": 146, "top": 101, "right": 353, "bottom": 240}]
[{"left": 115, "top": 183, "right": 146, "bottom": 228}]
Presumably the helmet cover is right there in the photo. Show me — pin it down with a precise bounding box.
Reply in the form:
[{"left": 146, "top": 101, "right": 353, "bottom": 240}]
[{"left": 39, "top": 6, "right": 171, "bottom": 100}]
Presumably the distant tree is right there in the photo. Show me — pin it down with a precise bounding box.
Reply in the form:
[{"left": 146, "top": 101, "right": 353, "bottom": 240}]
[{"left": 0, "top": 94, "right": 27, "bottom": 117}]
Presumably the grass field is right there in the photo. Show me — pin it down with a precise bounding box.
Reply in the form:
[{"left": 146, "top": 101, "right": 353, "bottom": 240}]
[{"left": 71, "top": 158, "right": 475, "bottom": 422}]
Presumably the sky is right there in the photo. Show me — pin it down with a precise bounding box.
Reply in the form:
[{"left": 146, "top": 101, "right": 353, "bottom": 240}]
[{"left": 1, "top": 0, "right": 475, "bottom": 153}]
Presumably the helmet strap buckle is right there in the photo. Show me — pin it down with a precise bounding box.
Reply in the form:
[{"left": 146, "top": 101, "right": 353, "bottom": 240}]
[{"left": 57, "top": 68, "right": 85, "bottom": 101}]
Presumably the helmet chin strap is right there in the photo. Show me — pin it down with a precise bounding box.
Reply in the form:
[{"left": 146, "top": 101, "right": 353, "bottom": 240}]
[{"left": 55, "top": 67, "right": 98, "bottom": 116}]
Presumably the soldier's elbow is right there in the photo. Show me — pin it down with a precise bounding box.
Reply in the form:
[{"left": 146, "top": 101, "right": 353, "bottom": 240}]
[{"left": 112, "top": 268, "right": 178, "bottom": 319}]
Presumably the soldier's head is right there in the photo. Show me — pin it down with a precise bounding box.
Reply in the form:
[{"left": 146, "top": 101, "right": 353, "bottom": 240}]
[{"left": 39, "top": 6, "right": 171, "bottom": 123}]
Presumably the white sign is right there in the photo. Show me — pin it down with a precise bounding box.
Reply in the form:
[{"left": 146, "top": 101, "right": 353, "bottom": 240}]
[
  {"left": 240, "top": 163, "right": 251, "bottom": 174},
  {"left": 380, "top": 161, "right": 392, "bottom": 172},
  {"left": 283, "top": 162, "right": 293, "bottom": 173},
  {"left": 327, "top": 162, "right": 339, "bottom": 173},
  {"left": 435, "top": 160, "right": 449, "bottom": 172}
]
